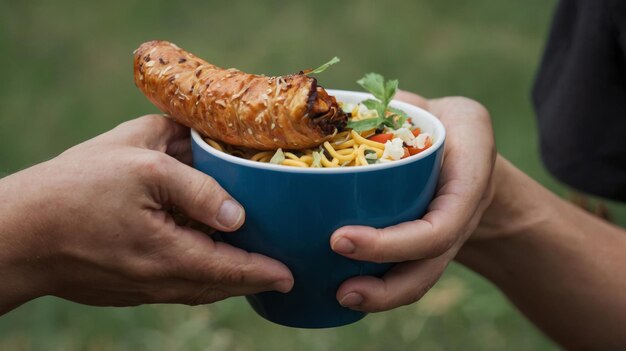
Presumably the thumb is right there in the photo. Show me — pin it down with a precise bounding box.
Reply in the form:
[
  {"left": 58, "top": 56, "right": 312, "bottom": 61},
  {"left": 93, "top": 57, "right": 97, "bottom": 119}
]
[
  {"left": 395, "top": 90, "right": 429, "bottom": 109},
  {"left": 157, "top": 155, "right": 245, "bottom": 232}
]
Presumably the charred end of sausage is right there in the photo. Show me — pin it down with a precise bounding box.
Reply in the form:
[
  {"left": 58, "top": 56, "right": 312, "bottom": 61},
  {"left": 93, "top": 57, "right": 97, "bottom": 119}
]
[{"left": 306, "top": 78, "right": 347, "bottom": 134}]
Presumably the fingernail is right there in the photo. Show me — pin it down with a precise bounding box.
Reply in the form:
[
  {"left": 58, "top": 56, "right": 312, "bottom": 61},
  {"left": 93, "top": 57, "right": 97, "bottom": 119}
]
[
  {"left": 332, "top": 237, "right": 355, "bottom": 254},
  {"left": 274, "top": 279, "right": 294, "bottom": 293},
  {"left": 216, "top": 200, "right": 243, "bottom": 229},
  {"left": 339, "top": 292, "right": 363, "bottom": 307}
]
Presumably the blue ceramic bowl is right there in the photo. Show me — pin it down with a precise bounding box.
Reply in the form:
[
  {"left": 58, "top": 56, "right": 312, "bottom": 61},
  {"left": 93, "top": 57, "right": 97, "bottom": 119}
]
[{"left": 191, "top": 90, "right": 445, "bottom": 328}]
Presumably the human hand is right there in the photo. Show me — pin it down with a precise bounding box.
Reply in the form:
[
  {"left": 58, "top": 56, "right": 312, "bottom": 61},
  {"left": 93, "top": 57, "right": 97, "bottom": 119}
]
[
  {"left": 0, "top": 115, "right": 293, "bottom": 314},
  {"left": 330, "top": 92, "right": 496, "bottom": 311}
]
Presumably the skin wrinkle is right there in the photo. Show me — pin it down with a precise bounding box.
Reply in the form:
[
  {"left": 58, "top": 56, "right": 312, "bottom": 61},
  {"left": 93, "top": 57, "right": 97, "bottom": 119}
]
[
  {"left": 330, "top": 94, "right": 495, "bottom": 315},
  {"left": 0, "top": 115, "right": 293, "bottom": 315}
]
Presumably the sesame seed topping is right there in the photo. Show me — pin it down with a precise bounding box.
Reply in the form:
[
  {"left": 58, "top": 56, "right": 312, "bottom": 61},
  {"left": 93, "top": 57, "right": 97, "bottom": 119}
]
[{"left": 159, "top": 66, "right": 172, "bottom": 77}]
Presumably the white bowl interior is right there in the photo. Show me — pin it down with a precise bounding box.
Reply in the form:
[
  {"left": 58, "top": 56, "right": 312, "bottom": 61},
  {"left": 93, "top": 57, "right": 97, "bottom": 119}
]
[{"left": 192, "top": 89, "right": 445, "bottom": 174}]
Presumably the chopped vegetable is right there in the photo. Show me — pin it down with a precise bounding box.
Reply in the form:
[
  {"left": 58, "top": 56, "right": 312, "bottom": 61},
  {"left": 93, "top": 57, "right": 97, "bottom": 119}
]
[
  {"left": 270, "top": 148, "right": 285, "bottom": 164},
  {"left": 368, "top": 133, "right": 394, "bottom": 144},
  {"left": 364, "top": 149, "right": 378, "bottom": 164},
  {"left": 311, "top": 151, "right": 322, "bottom": 168},
  {"left": 406, "top": 147, "right": 421, "bottom": 156}
]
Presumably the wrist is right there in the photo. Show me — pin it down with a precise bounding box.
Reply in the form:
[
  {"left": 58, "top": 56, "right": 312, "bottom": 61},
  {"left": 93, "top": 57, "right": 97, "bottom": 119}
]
[
  {"left": 0, "top": 163, "right": 58, "bottom": 312},
  {"left": 469, "top": 155, "right": 557, "bottom": 240},
  {"left": 455, "top": 155, "right": 565, "bottom": 278}
]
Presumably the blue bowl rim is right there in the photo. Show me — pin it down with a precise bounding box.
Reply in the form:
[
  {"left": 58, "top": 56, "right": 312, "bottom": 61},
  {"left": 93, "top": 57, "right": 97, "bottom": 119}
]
[{"left": 191, "top": 89, "right": 446, "bottom": 174}]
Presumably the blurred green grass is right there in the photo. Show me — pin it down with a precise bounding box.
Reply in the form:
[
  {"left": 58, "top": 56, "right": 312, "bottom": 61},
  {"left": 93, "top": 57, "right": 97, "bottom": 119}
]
[{"left": 2, "top": 0, "right": 625, "bottom": 349}]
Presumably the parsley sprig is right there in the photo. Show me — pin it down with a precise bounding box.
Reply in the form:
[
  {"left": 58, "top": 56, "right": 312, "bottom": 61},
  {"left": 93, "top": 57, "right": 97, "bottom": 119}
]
[
  {"left": 347, "top": 73, "right": 408, "bottom": 132},
  {"left": 303, "top": 57, "right": 341, "bottom": 75}
]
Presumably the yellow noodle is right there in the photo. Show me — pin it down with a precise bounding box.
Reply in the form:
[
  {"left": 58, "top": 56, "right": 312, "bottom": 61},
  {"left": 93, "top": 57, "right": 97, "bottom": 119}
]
[
  {"left": 299, "top": 155, "right": 314, "bottom": 163},
  {"left": 350, "top": 130, "right": 386, "bottom": 149},
  {"left": 251, "top": 151, "right": 274, "bottom": 162},
  {"left": 321, "top": 153, "right": 339, "bottom": 167},
  {"left": 281, "top": 159, "right": 309, "bottom": 168},
  {"left": 357, "top": 144, "right": 368, "bottom": 166},
  {"left": 335, "top": 139, "right": 356, "bottom": 149},
  {"left": 336, "top": 148, "right": 355, "bottom": 156},
  {"left": 205, "top": 138, "right": 224, "bottom": 151},
  {"left": 323, "top": 142, "right": 356, "bottom": 162},
  {"left": 334, "top": 131, "right": 351, "bottom": 140},
  {"left": 284, "top": 152, "right": 301, "bottom": 161}
]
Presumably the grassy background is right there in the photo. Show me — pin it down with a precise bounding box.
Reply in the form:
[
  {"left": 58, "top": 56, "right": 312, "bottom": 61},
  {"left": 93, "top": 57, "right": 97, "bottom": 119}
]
[{"left": 2, "top": 0, "right": 625, "bottom": 349}]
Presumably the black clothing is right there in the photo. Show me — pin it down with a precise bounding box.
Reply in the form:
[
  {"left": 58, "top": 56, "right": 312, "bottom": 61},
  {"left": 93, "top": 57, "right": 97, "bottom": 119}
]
[{"left": 533, "top": 0, "right": 626, "bottom": 202}]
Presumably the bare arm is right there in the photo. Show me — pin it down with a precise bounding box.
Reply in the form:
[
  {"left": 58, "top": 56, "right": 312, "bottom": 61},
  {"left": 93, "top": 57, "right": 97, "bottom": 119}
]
[
  {"left": 457, "top": 156, "right": 626, "bottom": 350},
  {"left": 0, "top": 115, "right": 293, "bottom": 315}
]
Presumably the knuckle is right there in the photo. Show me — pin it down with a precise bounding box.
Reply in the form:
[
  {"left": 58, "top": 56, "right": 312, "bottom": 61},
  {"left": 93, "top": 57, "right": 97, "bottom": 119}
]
[
  {"left": 137, "top": 114, "right": 167, "bottom": 128},
  {"left": 190, "top": 175, "right": 223, "bottom": 210},
  {"left": 127, "top": 262, "right": 163, "bottom": 282},
  {"left": 454, "top": 97, "right": 490, "bottom": 120},
  {"left": 428, "top": 233, "right": 456, "bottom": 258},
  {"left": 186, "top": 287, "right": 230, "bottom": 306},
  {"left": 371, "top": 229, "right": 390, "bottom": 263},
  {"left": 214, "top": 262, "right": 247, "bottom": 286},
  {"left": 133, "top": 152, "right": 170, "bottom": 180},
  {"left": 113, "top": 115, "right": 166, "bottom": 140}
]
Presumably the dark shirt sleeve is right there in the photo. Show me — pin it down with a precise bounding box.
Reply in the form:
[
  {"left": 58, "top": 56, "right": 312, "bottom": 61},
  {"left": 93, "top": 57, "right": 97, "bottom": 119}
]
[
  {"left": 532, "top": 0, "right": 626, "bottom": 202},
  {"left": 608, "top": 0, "right": 626, "bottom": 52}
]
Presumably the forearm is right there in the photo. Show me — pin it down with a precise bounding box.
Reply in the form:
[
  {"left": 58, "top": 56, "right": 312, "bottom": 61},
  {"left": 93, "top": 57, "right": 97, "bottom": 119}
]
[
  {"left": 457, "top": 156, "right": 626, "bottom": 350},
  {"left": 0, "top": 165, "right": 51, "bottom": 314}
]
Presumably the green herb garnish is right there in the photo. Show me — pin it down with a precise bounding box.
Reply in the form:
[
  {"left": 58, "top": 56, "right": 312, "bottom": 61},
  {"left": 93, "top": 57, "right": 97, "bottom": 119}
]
[
  {"left": 305, "top": 57, "right": 340, "bottom": 75},
  {"left": 364, "top": 149, "right": 378, "bottom": 164},
  {"left": 347, "top": 73, "right": 408, "bottom": 132}
]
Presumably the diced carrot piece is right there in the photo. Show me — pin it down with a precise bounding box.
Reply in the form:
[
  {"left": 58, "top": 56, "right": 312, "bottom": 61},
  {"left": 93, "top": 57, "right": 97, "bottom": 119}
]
[
  {"left": 402, "top": 147, "right": 410, "bottom": 159},
  {"left": 368, "top": 133, "right": 394, "bottom": 144},
  {"left": 411, "top": 128, "right": 421, "bottom": 137}
]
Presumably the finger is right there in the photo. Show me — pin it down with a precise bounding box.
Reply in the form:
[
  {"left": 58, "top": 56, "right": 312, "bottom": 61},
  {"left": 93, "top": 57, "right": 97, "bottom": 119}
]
[
  {"left": 332, "top": 97, "right": 495, "bottom": 262},
  {"left": 166, "top": 226, "right": 294, "bottom": 296},
  {"left": 330, "top": 186, "right": 473, "bottom": 262},
  {"left": 167, "top": 136, "right": 193, "bottom": 165},
  {"left": 155, "top": 155, "right": 245, "bottom": 232},
  {"left": 336, "top": 255, "right": 450, "bottom": 312},
  {"left": 111, "top": 114, "right": 190, "bottom": 153},
  {"left": 395, "top": 90, "right": 429, "bottom": 109},
  {"left": 331, "top": 170, "right": 491, "bottom": 262}
]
